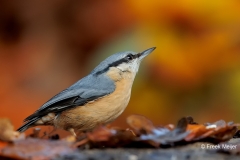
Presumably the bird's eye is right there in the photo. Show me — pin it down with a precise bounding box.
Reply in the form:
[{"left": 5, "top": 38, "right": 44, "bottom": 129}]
[{"left": 126, "top": 54, "right": 134, "bottom": 61}]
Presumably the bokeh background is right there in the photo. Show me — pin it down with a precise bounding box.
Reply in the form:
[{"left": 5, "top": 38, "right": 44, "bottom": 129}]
[{"left": 1, "top": 0, "right": 240, "bottom": 135}]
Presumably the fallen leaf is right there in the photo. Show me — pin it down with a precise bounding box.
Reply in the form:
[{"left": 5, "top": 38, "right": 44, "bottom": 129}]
[
  {"left": 126, "top": 115, "right": 155, "bottom": 134},
  {"left": 0, "top": 118, "right": 20, "bottom": 142},
  {"left": 87, "top": 126, "right": 113, "bottom": 142},
  {"left": 185, "top": 119, "right": 239, "bottom": 142},
  {"left": 185, "top": 124, "right": 210, "bottom": 141},
  {"left": 138, "top": 117, "right": 189, "bottom": 146}
]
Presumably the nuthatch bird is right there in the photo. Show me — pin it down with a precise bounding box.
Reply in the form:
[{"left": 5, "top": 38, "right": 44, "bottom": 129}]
[{"left": 17, "top": 47, "right": 156, "bottom": 136}]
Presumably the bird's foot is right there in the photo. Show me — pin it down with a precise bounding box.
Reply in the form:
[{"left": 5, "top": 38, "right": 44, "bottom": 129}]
[{"left": 67, "top": 128, "right": 76, "bottom": 137}]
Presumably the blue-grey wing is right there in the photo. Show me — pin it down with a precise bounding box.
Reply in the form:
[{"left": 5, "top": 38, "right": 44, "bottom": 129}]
[{"left": 24, "top": 74, "right": 115, "bottom": 121}]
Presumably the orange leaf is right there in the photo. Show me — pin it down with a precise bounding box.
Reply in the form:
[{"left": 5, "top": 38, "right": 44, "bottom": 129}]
[{"left": 127, "top": 115, "right": 155, "bottom": 134}]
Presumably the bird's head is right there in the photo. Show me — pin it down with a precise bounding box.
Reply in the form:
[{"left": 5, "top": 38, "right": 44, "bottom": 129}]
[{"left": 92, "top": 47, "right": 156, "bottom": 76}]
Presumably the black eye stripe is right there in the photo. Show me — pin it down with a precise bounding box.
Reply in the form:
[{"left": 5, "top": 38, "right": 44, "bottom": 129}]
[
  {"left": 137, "top": 53, "right": 141, "bottom": 58},
  {"left": 126, "top": 54, "right": 133, "bottom": 60},
  {"left": 94, "top": 53, "right": 141, "bottom": 75},
  {"left": 126, "top": 53, "right": 140, "bottom": 60}
]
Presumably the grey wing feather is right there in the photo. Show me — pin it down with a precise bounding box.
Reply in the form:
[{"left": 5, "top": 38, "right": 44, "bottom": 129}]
[{"left": 24, "top": 74, "right": 115, "bottom": 121}]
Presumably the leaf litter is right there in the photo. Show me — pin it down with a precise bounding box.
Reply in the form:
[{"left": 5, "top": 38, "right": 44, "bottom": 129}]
[{"left": 0, "top": 115, "right": 240, "bottom": 159}]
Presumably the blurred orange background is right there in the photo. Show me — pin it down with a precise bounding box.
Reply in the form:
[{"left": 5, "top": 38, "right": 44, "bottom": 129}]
[{"left": 1, "top": 0, "right": 240, "bottom": 135}]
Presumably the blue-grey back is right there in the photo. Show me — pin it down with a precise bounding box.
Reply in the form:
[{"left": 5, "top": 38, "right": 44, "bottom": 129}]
[{"left": 36, "top": 73, "right": 115, "bottom": 112}]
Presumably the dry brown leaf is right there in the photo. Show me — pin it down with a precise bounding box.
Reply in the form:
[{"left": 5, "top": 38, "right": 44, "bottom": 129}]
[
  {"left": 0, "top": 115, "right": 239, "bottom": 151},
  {"left": 185, "top": 124, "right": 210, "bottom": 141},
  {"left": 82, "top": 126, "right": 139, "bottom": 148},
  {"left": 0, "top": 118, "right": 20, "bottom": 142},
  {"left": 126, "top": 115, "right": 156, "bottom": 134},
  {"left": 87, "top": 126, "right": 113, "bottom": 142},
  {"left": 185, "top": 119, "right": 239, "bottom": 142},
  {"left": 137, "top": 117, "right": 189, "bottom": 146},
  {"left": 204, "top": 121, "right": 239, "bottom": 141}
]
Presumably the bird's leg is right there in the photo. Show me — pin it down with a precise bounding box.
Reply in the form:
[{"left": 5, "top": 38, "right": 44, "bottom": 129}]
[{"left": 67, "top": 128, "right": 76, "bottom": 137}]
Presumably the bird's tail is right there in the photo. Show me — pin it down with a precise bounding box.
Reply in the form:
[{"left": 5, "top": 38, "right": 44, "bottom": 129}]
[{"left": 17, "top": 117, "right": 40, "bottom": 132}]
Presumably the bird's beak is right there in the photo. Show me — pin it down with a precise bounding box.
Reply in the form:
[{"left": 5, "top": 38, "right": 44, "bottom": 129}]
[{"left": 139, "top": 47, "right": 156, "bottom": 60}]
